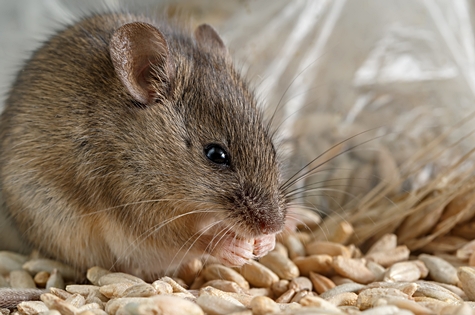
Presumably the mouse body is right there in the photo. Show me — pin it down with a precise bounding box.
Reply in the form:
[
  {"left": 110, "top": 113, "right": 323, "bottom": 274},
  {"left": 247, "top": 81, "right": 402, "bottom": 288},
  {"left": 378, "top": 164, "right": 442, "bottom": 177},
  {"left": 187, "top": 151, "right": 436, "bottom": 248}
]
[{"left": 0, "top": 12, "right": 286, "bottom": 278}]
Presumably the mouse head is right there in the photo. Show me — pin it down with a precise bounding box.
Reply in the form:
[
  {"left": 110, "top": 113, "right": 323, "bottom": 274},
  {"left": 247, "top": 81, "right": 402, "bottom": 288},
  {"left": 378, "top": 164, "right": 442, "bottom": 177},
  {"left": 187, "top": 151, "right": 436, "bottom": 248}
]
[{"left": 107, "top": 21, "right": 286, "bottom": 267}]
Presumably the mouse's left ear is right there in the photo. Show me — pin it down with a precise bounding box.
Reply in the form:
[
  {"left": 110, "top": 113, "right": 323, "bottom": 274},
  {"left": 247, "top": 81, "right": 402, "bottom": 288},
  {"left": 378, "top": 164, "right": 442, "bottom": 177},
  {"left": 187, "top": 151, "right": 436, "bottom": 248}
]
[
  {"left": 194, "top": 24, "right": 228, "bottom": 57},
  {"left": 110, "top": 22, "right": 173, "bottom": 105}
]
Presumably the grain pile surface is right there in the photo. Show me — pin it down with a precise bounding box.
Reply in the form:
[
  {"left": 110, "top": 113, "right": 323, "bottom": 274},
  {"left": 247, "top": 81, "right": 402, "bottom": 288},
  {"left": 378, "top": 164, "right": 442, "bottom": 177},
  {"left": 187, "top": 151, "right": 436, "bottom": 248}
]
[{"left": 2, "top": 189, "right": 475, "bottom": 315}]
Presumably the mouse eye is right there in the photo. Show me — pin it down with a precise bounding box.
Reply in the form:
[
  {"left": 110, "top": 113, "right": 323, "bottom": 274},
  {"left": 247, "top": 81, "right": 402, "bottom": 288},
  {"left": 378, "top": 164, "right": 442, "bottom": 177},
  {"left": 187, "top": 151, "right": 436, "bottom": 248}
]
[{"left": 204, "top": 144, "right": 230, "bottom": 166}]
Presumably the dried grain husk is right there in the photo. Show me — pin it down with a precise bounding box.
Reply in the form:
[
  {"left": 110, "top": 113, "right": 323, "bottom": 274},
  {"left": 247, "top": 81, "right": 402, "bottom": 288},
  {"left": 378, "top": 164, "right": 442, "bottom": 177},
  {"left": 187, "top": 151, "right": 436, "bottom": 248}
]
[
  {"left": 100, "top": 283, "right": 133, "bottom": 299},
  {"left": 383, "top": 261, "right": 422, "bottom": 282},
  {"left": 418, "top": 254, "right": 458, "bottom": 285},
  {"left": 0, "top": 252, "right": 28, "bottom": 275},
  {"left": 274, "top": 289, "right": 295, "bottom": 303},
  {"left": 413, "top": 296, "right": 454, "bottom": 314},
  {"left": 10, "top": 270, "right": 36, "bottom": 289},
  {"left": 282, "top": 234, "right": 306, "bottom": 259},
  {"left": 377, "top": 296, "right": 434, "bottom": 315},
  {"left": 201, "top": 280, "right": 246, "bottom": 294},
  {"left": 440, "top": 185, "right": 475, "bottom": 223},
  {"left": 326, "top": 292, "right": 358, "bottom": 307},
  {"left": 331, "top": 276, "right": 355, "bottom": 286},
  {"left": 286, "top": 207, "right": 322, "bottom": 231},
  {"left": 365, "top": 234, "right": 397, "bottom": 256},
  {"left": 176, "top": 258, "right": 202, "bottom": 287},
  {"left": 66, "top": 285, "right": 107, "bottom": 302},
  {"left": 87, "top": 267, "right": 111, "bottom": 286},
  {"left": 271, "top": 280, "right": 289, "bottom": 298},
  {"left": 288, "top": 277, "right": 312, "bottom": 292},
  {"left": 298, "top": 295, "right": 342, "bottom": 313},
  {"left": 23, "top": 260, "right": 78, "bottom": 282},
  {"left": 46, "top": 269, "right": 65, "bottom": 290},
  {"left": 65, "top": 293, "right": 86, "bottom": 308},
  {"left": 289, "top": 290, "right": 309, "bottom": 303},
  {"left": 306, "top": 241, "right": 351, "bottom": 258},
  {"left": 157, "top": 277, "right": 189, "bottom": 293},
  {"left": 319, "top": 283, "right": 366, "bottom": 300},
  {"left": 49, "top": 287, "right": 72, "bottom": 300},
  {"left": 414, "top": 280, "right": 463, "bottom": 302},
  {"left": 200, "top": 286, "right": 253, "bottom": 307},
  {"left": 248, "top": 287, "right": 272, "bottom": 297},
  {"left": 452, "top": 221, "right": 475, "bottom": 239},
  {"left": 121, "top": 283, "right": 157, "bottom": 298},
  {"left": 108, "top": 296, "right": 204, "bottom": 315},
  {"left": 365, "top": 261, "right": 386, "bottom": 282},
  {"left": 457, "top": 266, "right": 475, "bottom": 300},
  {"left": 16, "top": 301, "right": 48, "bottom": 315},
  {"left": 41, "top": 293, "right": 79, "bottom": 315},
  {"left": 33, "top": 272, "right": 49, "bottom": 288},
  {"left": 293, "top": 255, "right": 333, "bottom": 276},
  {"left": 250, "top": 296, "right": 280, "bottom": 315},
  {"left": 309, "top": 272, "right": 335, "bottom": 294},
  {"left": 437, "top": 282, "right": 467, "bottom": 300},
  {"left": 358, "top": 305, "right": 403, "bottom": 315},
  {"left": 356, "top": 288, "right": 410, "bottom": 310},
  {"left": 332, "top": 256, "right": 375, "bottom": 284},
  {"left": 203, "top": 265, "right": 249, "bottom": 290},
  {"left": 441, "top": 302, "right": 475, "bottom": 315},
  {"left": 456, "top": 239, "right": 475, "bottom": 260},
  {"left": 365, "top": 246, "right": 410, "bottom": 267},
  {"left": 327, "top": 222, "right": 354, "bottom": 246},
  {"left": 77, "top": 303, "right": 103, "bottom": 313},
  {"left": 97, "top": 273, "right": 144, "bottom": 286},
  {"left": 421, "top": 235, "right": 467, "bottom": 253},
  {"left": 272, "top": 242, "right": 288, "bottom": 258},
  {"left": 239, "top": 260, "right": 279, "bottom": 288},
  {"left": 259, "top": 251, "right": 299, "bottom": 280},
  {"left": 195, "top": 295, "right": 246, "bottom": 315},
  {"left": 78, "top": 309, "right": 107, "bottom": 315},
  {"left": 365, "top": 282, "right": 418, "bottom": 296}
]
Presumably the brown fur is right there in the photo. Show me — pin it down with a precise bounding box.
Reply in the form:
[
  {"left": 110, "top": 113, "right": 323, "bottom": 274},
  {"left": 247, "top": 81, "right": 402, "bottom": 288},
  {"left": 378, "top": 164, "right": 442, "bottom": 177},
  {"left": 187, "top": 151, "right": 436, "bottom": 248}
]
[{"left": 0, "top": 12, "right": 286, "bottom": 278}]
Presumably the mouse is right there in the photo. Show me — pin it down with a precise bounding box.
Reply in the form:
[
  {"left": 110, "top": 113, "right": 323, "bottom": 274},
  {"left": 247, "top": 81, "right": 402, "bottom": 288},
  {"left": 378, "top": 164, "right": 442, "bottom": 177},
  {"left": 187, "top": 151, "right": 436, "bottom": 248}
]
[{"left": 0, "top": 11, "right": 287, "bottom": 280}]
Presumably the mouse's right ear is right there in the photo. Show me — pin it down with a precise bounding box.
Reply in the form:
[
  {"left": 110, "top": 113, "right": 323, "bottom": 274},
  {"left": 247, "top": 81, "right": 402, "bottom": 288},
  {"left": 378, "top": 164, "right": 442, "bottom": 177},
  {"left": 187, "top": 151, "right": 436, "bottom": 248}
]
[{"left": 109, "top": 22, "right": 173, "bottom": 105}]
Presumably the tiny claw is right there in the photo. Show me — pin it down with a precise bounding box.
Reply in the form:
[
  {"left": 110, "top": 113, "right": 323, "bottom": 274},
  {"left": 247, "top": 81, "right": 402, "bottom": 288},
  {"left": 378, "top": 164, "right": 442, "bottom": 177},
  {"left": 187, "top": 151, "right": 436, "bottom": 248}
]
[
  {"left": 212, "top": 236, "right": 254, "bottom": 267},
  {"left": 253, "top": 234, "right": 276, "bottom": 257}
]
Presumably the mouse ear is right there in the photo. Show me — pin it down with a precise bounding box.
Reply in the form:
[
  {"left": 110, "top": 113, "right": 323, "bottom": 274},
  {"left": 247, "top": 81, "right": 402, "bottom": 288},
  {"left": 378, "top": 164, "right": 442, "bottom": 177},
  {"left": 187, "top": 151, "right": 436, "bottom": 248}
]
[
  {"left": 110, "top": 22, "right": 172, "bottom": 105},
  {"left": 194, "top": 24, "right": 227, "bottom": 56}
]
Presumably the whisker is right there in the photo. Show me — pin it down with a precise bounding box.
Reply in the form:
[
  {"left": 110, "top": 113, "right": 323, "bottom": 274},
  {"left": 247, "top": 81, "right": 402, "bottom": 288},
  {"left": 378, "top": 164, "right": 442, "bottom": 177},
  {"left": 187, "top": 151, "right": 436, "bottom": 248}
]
[
  {"left": 110, "top": 208, "right": 225, "bottom": 271},
  {"left": 165, "top": 218, "right": 225, "bottom": 276},
  {"left": 280, "top": 128, "right": 384, "bottom": 191}
]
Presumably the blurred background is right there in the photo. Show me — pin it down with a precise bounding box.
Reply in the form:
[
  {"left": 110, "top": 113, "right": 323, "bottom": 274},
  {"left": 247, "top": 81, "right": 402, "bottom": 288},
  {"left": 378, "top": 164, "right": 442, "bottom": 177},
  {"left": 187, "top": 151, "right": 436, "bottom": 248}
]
[{"left": 2, "top": 0, "right": 475, "bottom": 214}]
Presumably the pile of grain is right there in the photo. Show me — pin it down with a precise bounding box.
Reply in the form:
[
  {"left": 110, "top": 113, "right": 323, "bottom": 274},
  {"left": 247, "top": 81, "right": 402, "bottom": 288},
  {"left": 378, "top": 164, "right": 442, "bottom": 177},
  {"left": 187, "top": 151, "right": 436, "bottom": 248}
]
[{"left": 2, "top": 201, "right": 475, "bottom": 315}]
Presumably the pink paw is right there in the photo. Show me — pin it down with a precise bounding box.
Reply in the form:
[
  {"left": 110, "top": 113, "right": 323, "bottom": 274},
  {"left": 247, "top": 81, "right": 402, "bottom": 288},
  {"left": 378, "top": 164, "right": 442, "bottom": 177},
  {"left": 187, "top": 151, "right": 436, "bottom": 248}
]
[
  {"left": 253, "top": 234, "right": 276, "bottom": 257},
  {"left": 212, "top": 236, "right": 254, "bottom": 267},
  {"left": 211, "top": 233, "right": 277, "bottom": 266}
]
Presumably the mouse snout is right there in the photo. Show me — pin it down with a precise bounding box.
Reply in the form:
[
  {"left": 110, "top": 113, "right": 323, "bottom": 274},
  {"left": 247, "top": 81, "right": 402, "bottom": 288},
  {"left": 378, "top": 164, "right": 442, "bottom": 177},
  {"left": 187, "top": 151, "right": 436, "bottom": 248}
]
[
  {"left": 243, "top": 195, "right": 285, "bottom": 235},
  {"left": 259, "top": 220, "right": 282, "bottom": 235}
]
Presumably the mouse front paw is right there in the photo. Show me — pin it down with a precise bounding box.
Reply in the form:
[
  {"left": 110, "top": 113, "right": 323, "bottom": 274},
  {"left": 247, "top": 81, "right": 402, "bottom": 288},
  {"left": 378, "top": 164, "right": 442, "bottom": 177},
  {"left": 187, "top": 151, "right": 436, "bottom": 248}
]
[
  {"left": 212, "top": 237, "right": 255, "bottom": 267},
  {"left": 211, "top": 233, "right": 276, "bottom": 267},
  {"left": 253, "top": 234, "right": 276, "bottom": 257}
]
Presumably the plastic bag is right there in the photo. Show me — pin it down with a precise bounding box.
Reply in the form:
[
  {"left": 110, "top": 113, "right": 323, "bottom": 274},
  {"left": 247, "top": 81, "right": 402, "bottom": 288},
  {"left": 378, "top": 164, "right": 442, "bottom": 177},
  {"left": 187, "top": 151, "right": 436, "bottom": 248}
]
[{"left": 2, "top": 0, "right": 475, "bottom": 211}]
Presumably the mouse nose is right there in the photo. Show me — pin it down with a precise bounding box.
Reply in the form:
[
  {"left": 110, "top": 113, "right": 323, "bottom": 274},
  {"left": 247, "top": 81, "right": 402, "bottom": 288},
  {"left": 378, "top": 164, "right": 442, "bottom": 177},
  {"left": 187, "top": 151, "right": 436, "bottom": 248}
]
[{"left": 258, "top": 215, "right": 285, "bottom": 235}]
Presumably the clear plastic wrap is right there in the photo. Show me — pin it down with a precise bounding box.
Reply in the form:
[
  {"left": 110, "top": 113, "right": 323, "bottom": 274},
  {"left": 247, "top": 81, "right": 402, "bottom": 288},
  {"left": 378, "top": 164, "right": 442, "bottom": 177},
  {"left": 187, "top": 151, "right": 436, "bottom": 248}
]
[
  {"left": 2, "top": 0, "right": 475, "bottom": 212},
  {"left": 219, "top": 0, "right": 475, "bottom": 212}
]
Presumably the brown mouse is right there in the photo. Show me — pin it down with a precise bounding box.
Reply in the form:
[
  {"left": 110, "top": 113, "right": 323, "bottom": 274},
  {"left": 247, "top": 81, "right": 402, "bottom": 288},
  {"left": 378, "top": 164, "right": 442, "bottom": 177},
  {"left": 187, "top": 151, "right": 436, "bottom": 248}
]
[{"left": 0, "top": 12, "right": 287, "bottom": 279}]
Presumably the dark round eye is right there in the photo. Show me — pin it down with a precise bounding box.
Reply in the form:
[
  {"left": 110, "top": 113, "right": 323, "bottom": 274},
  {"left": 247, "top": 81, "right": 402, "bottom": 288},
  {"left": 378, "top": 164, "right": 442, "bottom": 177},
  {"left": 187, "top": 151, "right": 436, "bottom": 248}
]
[{"left": 204, "top": 144, "right": 230, "bottom": 166}]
